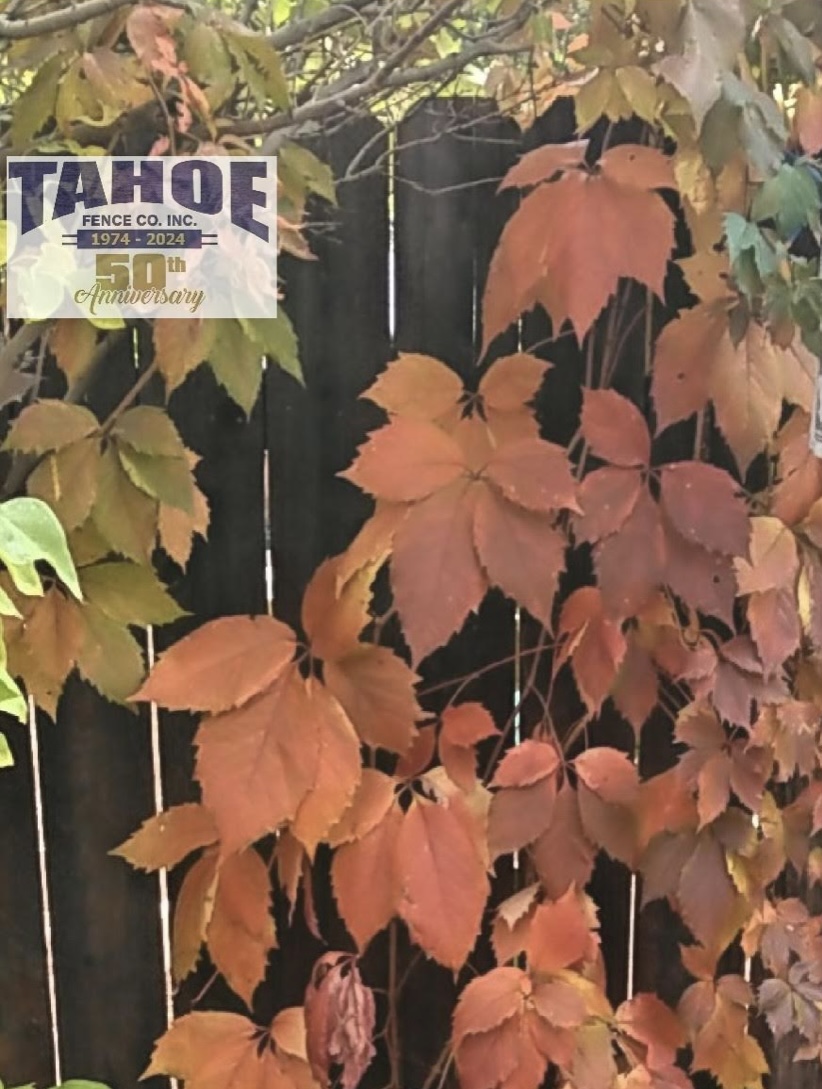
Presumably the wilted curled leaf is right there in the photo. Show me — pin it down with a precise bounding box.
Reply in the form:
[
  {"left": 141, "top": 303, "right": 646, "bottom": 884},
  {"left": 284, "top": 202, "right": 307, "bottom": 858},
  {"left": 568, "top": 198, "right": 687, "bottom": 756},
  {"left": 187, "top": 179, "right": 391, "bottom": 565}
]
[{"left": 305, "top": 953, "right": 376, "bottom": 1089}]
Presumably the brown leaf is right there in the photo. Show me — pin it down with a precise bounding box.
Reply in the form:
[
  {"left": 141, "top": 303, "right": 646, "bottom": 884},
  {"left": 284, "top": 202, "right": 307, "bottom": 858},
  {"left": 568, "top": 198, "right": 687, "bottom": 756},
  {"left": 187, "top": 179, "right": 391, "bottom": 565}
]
[
  {"left": 113, "top": 802, "right": 218, "bottom": 871},
  {"left": 207, "top": 848, "right": 277, "bottom": 1006},
  {"left": 323, "top": 644, "right": 422, "bottom": 754},
  {"left": 332, "top": 804, "right": 402, "bottom": 949},
  {"left": 795, "top": 88, "right": 822, "bottom": 154},
  {"left": 530, "top": 782, "right": 597, "bottom": 899},
  {"left": 395, "top": 724, "right": 436, "bottom": 779},
  {"left": 301, "top": 556, "right": 373, "bottom": 662},
  {"left": 50, "top": 320, "right": 98, "bottom": 384},
  {"left": 153, "top": 318, "right": 216, "bottom": 393},
  {"left": 734, "top": 517, "right": 798, "bottom": 595},
  {"left": 305, "top": 954, "right": 376, "bottom": 1089},
  {"left": 594, "top": 490, "right": 667, "bottom": 617},
  {"left": 134, "top": 614, "right": 297, "bottom": 712},
  {"left": 395, "top": 796, "right": 489, "bottom": 971},
  {"left": 580, "top": 389, "right": 650, "bottom": 467},
  {"left": 489, "top": 777, "right": 559, "bottom": 859},
  {"left": 28, "top": 438, "right": 101, "bottom": 533},
  {"left": 4, "top": 400, "right": 98, "bottom": 454},
  {"left": 612, "top": 641, "right": 658, "bottom": 736}
]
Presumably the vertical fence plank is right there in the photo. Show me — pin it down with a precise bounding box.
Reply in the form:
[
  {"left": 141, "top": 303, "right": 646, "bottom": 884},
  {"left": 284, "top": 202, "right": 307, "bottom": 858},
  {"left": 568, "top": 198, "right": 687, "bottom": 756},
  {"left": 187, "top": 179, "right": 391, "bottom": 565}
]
[
  {"left": 38, "top": 341, "right": 167, "bottom": 1089},
  {"left": 0, "top": 718, "right": 53, "bottom": 1086},
  {"left": 265, "top": 116, "right": 390, "bottom": 1020},
  {"left": 393, "top": 99, "right": 521, "bottom": 1086}
]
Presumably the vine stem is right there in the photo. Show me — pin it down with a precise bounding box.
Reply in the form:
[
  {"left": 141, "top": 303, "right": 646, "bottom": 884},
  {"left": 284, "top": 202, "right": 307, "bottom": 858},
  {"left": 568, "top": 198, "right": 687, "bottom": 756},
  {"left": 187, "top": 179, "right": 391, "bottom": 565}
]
[
  {"left": 417, "top": 644, "right": 546, "bottom": 699},
  {"left": 100, "top": 359, "right": 159, "bottom": 433},
  {"left": 387, "top": 920, "right": 402, "bottom": 1089}
]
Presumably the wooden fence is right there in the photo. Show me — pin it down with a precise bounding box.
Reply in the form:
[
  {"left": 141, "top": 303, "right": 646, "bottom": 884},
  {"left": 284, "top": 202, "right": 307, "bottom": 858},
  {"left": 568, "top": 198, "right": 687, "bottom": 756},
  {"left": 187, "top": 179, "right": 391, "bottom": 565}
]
[{"left": 0, "top": 99, "right": 815, "bottom": 1089}]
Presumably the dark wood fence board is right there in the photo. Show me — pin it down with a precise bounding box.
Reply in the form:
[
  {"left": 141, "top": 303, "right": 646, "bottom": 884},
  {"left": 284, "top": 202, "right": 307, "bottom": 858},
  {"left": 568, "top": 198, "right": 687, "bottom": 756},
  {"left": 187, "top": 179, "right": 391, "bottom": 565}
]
[
  {"left": 0, "top": 717, "right": 54, "bottom": 1087},
  {"left": 39, "top": 336, "right": 166, "bottom": 1089}
]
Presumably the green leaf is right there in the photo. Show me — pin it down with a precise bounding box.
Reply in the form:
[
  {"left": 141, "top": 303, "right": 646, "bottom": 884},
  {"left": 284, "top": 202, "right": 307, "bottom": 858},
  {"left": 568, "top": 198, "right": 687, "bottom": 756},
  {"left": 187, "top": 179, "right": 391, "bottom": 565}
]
[
  {"left": 112, "top": 407, "right": 187, "bottom": 459},
  {"left": 117, "top": 447, "right": 195, "bottom": 514},
  {"left": 752, "top": 162, "right": 821, "bottom": 238},
  {"left": 0, "top": 734, "right": 13, "bottom": 768},
  {"left": 239, "top": 313, "right": 303, "bottom": 385},
  {"left": 92, "top": 449, "right": 157, "bottom": 564},
  {"left": 0, "top": 668, "right": 28, "bottom": 724},
  {"left": 0, "top": 585, "right": 23, "bottom": 619},
  {"left": 279, "top": 143, "right": 337, "bottom": 205},
  {"left": 80, "top": 562, "right": 187, "bottom": 626},
  {"left": 724, "top": 213, "right": 780, "bottom": 297},
  {"left": 0, "top": 498, "right": 82, "bottom": 599},
  {"left": 207, "top": 320, "right": 264, "bottom": 416},
  {"left": 75, "top": 604, "right": 145, "bottom": 704},
  {"left": 10, "top": 54, "right": 66, "bottom": 146},
  {"left": 55, "top": 1080, "right": 113, "bottom": 1089},
  {"left": 181, "top": 21, "right": 235, "bottom": 108},
  {"left": 5, "top": 560, "right": 43, "bottom": 598},
  {"left": 771, "top": 14, "right": 816, "bottom": 84},
  {"left": 224, "top": 31, "right": 289, "bottom": 109}
]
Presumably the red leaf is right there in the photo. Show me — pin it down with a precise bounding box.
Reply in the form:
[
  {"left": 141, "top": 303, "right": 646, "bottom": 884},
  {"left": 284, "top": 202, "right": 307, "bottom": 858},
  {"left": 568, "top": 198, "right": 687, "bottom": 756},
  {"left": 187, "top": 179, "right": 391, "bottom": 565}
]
[
  {"left": 332, "top": 805, "right": 402, "bottom": 949},
  {"left": 530, "top": 782, "right": 597, "bottom": 899},
  {"left": 659, "top": 462, "right": 748, "bottom": 556},
  {"left": 473, "top": 486, "right": 566, "bottom": 626},
  {"left": 559, "top": 587, "right": 627, "bottom": 711},
  {"left": 390, "top": 480, "right": 486, "bottom": 664},
  {"left": 113, "top": 802, "right": 218, "bottom": 871},
  {"left": 341, "top": 418, "right": 465, "bottom": 502},
  {"left": 485, "top": 439, "right": 579, "bottom": 514},
  {"left": 662, "top": 519, "right": 737, "bottom": 626},
  {"left": 133, "top": 615, "right": 297, "bottom": 712},
  {"left": 195, "top": 668, "right": 319, "bottom": 853},
  {"left": 172, "top": 852, "right": 217, "bottom": 983},
  {"left": 207, "top": 848, "right": 277, "bottom": 1006},
  {"left": 526, "top": 891, "right": 593, "bottom": 974},
  {"left": 440, "top": 703, "right": 499, "bottom": 792},
  {"left": 594, "top": 489, "right": 667, "bottom": 617},
  {"left": 452, "top": 966, "right": 530, "bottom": 1042},
  {"left": 492, "top": 739, "right": 561, "bottom": 788},
  {"left": 598, "top": 145, "right": 675, "bottom": 191},
  {"left": 305, "top": 954, "right": 376, "bottom": 1089},
  {"left": 396, "top": 797, "right": 489, "bottom": 970},
  {"left": 616, "top": 993, "right": 686, "bottom": 1072},
  {"left": 575, "top": 747, "right": 639, "bottom": 805},
  {"left": 574, "top": 466, "right": 643, "bottom": 544},
  {"left": 748, "top": 587, "right": 801, "bottom": 675},
  {"left": 492, "top": 885, "right": 540, "bottom": 965},
  {"left": 612, "top": 642, "right": 658, "bottom": 736},
  {"left": 580, "top": 389, "right": 650, "bottom": 467},
  {"left": 488, "top": 777, "right": 559, "bottom": 859},
  {"left": 395, "top": 724, "right": 436, "bottom": 779},
  {"left": 677, "top": 833, "right": 744, "bottom": 952}
]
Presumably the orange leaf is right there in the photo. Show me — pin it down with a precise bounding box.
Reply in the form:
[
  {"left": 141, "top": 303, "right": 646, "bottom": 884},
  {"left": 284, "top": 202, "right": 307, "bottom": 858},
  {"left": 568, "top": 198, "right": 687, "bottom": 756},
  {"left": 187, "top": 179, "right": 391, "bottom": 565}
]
[
  {"left": 196, "top": 668, "right": 319, "bottom": 852},
  {"left": 327, "top": 769, "right": 397, "bottom": 847},
  {"left": 580, "top": 389, "right": 650, "bottom": 467},
  {"left": 479, "top": 353, "right": 550, "bottom": 415},
  {"left": 440, "top": 703, "right": 499, "bottom": 793},
  {"left": 473, "top": 486, "right": 567, "bottom": 626},
  {"left": 323, "top": 644, "right": 422, "bottom": 754},
  {"left": 364, "top": 353, "right": 463, "bottom": 422},
  {"left": 396, "top": 797, "right": 489, "bottom": 971},
  {"left": 492, "top": 885, "right": 540, "bottom": 965},
  {"left": 341, "top": 418, "right": 466, "bottom": 501},
  {"left": 598, "top": 144, "right": 675, "bottom": 191},
  {"left": 395, "top": 724, "right": 437, "bottom": 779},
  {"left": 453, "top": 966, "right": 530, "bottom": 1042},
  {"left": 301, "top": 556, "right": 373, "bottom": 662},
  {"left": 734, "top": 516, "right": 798, "bottom": 595},
  {"left": 143, "top": 1010, "right": 288, "bottom": 1088},
  {"left": 489, "top": 777, "right": 559, "bottom": 858},
  {"left": 795, "top": 88, "right": 822, "bottom": 154},
  {"left": 526, "top": 891, "right": 592, "bottom": 975},
  {"left": 390, "top": 480, "right": 487, "bottom": 664},
  {"left": 133, "top": 615, "right": 297, "bottom": 713},
  {"left": 113, "top": 802, "right": 218, "bottom": 871},
  {"left": 332, "top": 804, "right": 402, "bottom": 949},
  {"left": 492, "top": 739, "right": 560, "bottom": 788},
  {"left": 483, "top": 159, "right": 675, "bottom": 347},
  {"left": 500, "top": 141, "right": 588, "bottom": 189},
  {"left": 616, "top": 993, "right": 686, "bottom": 1072},
  {"left": 207, "top": 848, "right": 277, "bottom": 1006},
  {"left": 575, "top": 747, "right": 638, "bottom": 805},
  {"left": 485, "top": 438, "right": 579, "bottom": 514},
  {"left": 291, "top": 683, "right": 362, "bottom": 855},
  {"left": 172, "top": 852, "right": 217, "bottom": 983}
]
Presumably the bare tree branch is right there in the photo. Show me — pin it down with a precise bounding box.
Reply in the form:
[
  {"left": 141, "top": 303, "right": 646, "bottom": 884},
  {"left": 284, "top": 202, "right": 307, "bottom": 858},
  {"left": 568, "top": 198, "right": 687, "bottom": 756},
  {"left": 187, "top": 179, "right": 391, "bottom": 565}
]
[
  {"left": 267, "top": 0, "right": 377, "bottom": 49},
  {"left": 0, "top": 0, "right": 186, "bottom": 40}
]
